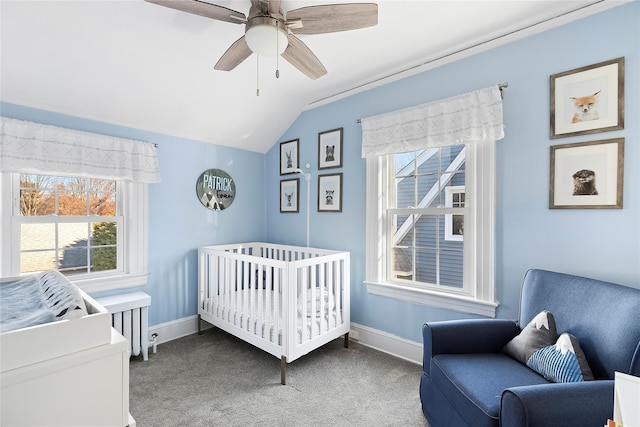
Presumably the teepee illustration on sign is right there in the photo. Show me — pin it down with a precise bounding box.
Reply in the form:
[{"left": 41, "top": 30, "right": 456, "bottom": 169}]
[{"left": 200, "top": 191, "right": 222, "bottom": 210}]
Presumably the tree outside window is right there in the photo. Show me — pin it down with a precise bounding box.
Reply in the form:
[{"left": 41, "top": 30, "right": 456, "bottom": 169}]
[{"left": 19, "top": 174, "right": 119, "bottom": 275}]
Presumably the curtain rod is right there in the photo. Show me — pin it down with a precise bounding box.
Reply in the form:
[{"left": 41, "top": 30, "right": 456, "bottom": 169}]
[{"left": 355, "top": 82, "right": 508, "bottom": 124}]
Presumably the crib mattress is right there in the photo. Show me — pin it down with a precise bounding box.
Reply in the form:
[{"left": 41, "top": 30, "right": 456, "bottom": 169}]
[{"left": 204, "top": 292, "right": 340, "bottom": 345}]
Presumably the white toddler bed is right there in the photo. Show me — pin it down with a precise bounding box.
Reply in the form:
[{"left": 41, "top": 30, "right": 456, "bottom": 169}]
[{"left": 198, "top": 242, "right": 350, "bottom": 384}]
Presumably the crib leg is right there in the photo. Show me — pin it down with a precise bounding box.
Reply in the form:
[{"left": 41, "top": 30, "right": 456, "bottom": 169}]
[
  {"left": 344, "top": 332, "right": 349, "bottom": 348},
  {"left": 281, "top": 356, "right": 287, "bottom": 385},
  {"left": 197, "top": 314, "right": 202, "bottom": 335}
]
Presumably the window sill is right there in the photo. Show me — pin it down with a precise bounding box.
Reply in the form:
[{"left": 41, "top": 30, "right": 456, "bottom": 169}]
[
  {"left": 71, "top": 272, "right": 149, "bottom": 293},
  {"left": 365, "top": 280, "right": 498, "bottom": 317}
]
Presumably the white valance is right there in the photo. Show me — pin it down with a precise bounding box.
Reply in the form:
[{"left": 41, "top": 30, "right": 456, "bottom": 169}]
[
  {"left": 361, "top": 85, "right": 504, "bottom": 158},
  {"left": 0, "top": 117, "right": 161, "bottom": 183}
]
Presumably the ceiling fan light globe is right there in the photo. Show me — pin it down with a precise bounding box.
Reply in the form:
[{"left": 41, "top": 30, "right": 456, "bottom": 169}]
[{"left": 245, "top": 16, "right": 288, "bottom": 57}]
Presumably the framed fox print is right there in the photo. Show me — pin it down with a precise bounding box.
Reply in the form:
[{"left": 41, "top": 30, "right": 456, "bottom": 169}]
[{"left": 550, "top": 57, "right": 624, "bottom": 139}]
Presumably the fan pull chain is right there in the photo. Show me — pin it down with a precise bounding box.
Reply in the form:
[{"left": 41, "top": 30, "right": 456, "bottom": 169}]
[
  {"left": 256, "top": 55, "right": 260, "bottom": 96},
  {"left": 276, "top": 29, "right": 280, "bottom": 79}
]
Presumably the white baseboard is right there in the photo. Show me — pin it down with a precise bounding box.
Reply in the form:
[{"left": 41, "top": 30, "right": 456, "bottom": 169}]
[
  {"left": 148, "top": 314, "right": 211, "bottom": 346},
  {"left": 147, "top": 316, "right": 423, "bottom": 366},
  {"left": 349, "top": 323, "right": 423, "bottom": 365}
]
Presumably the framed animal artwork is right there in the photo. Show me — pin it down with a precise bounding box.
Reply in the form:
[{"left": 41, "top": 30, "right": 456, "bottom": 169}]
[
  {"left": 280, "top": 178, "right": 299, "bottom": 213},
  {"left": 550, "top": 57, "right": 624, "bottom": 139},
  {"left": 280, "top": 139, "right": 299, "bottom": 175},
  {"left": 549, "top": 138, "right": 624, "bottom": 209},
  {"left": 318, "top": 128, "right": 343, "bottom": 170},
  {"left": 318, "top": 173, "right": 343, "bottom": 212}
]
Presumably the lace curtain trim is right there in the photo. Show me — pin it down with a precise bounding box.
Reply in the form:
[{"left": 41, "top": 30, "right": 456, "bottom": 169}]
[
  {"left": 0, "top": 117, "right": 161, "bottom": 183},
  {"left": 361, "top": 85, "right": 504, "bottom": 158}
]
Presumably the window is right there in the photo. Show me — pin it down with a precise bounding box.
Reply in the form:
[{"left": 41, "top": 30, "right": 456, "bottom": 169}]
[
  {"left": 365, "top": 142, "right": 497, "bottom": 317},
  {"left": 1, "top": 173, "right": 149, "bottom": 293},
  {"left": 390, "top": 146, "right": 466, "bottom": 288},
  {"left": 17, "top": 174, "right": 121, "bottom": 275}
]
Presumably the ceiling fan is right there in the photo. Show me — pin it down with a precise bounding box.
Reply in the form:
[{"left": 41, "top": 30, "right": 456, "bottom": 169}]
[{"left": 144, "top": 0, "right": 378, "bottom": 79}]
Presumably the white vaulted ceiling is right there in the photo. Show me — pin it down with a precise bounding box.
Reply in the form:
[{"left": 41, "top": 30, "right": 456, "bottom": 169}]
[{"left": 0, "top": 1, "right": 626, "bottom": 153}]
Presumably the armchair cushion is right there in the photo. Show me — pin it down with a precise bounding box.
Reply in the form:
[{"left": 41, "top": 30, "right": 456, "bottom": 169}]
[
  {"left": 527, "top": 332, "right": 594, "bottom": 382},
  {"left": 430, "top": 353, "right": 549, "bottom": 427},
  {"left": 503, "top": 310, "right": 557, "bottom": 365}
]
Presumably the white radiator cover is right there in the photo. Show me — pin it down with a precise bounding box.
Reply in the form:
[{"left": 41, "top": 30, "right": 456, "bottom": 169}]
[{"left": 96, "top": 292, "right": 151, "bottom": 361}]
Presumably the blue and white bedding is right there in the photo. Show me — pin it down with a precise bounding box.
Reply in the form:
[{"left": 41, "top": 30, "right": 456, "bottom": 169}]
[{"left": 0, "top": 271, "right": 88, "bottom": 333}]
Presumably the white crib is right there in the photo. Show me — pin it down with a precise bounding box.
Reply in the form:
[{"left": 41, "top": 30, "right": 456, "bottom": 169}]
[{"left": 198, "top": 242, "right": 350, "bottom": 384}]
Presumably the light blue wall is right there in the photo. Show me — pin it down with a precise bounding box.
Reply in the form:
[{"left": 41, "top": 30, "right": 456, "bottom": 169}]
[
  {"left": 266, "top": 2, "right": 640, "bottom": 342},
  {"left": 2, "top": 3, "right": 638, "bottom": 341},
  {"left": 0, "top": 103, "right": 266, "bottom": 326}
]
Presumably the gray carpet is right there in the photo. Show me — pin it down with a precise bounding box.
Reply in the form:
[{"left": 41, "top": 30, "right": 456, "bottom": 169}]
[{"left": 129, "top": 327, "right": 429, "bottom": 427}]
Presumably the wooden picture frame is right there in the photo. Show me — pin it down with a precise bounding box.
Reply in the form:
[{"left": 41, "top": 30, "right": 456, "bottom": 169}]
[
  {"left": 318, "top": 128, "right": 343, "bottom": 170},
  {"left": 280, "top": 178, "right": 299, "bottom": 213},
  {"left": 280, "top": 139, "right": 299, "bottom": 175},
  {"left": 549, "top": 138, "right": 624, "bottom": 209},
  {"left": 317, "top": 173, "right": 343, "bottom": 212},
  {"left": 550, "top": 57, "right": 624, "bottom": 139}
]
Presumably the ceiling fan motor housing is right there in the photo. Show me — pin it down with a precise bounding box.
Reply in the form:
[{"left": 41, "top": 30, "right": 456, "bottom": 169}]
[{"left": 245, "top": 16, "right": 289, "bottom": 56}]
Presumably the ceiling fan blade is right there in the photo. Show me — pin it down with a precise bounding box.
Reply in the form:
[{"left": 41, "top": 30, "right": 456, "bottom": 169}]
[
  {"left": 281, "top": 34, "right": 327, "bottom": 80},
  {"left": 214, "top": 36, "right": 253, "bottom": 71},
  {"left": 287, "top": 3, "right": 378, "bottom": 35},
  {"left": 251, "top": 0, "right": 269, "bottom": 15},
  {"left": 144, "top": 0, "right": 246, "bottom": 24}
]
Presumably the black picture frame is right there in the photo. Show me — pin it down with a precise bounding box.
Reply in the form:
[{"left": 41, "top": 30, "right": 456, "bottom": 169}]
[
  {"left": 280, "top": 139, "right": 299, "bottom": 175},
  {"left": 318, "top": 128, "right": 343, "bottom": 170},
  {"left": 318, "top": 173, "right": 343, "bottom": 212},
  {"left": 280, "top": 178, "right": 299, "bottom": 213}
]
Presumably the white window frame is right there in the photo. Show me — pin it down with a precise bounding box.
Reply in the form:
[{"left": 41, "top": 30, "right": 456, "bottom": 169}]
[
  {"left": 445, "top": 185, "right": 465, "bottom": 242},
  {"left": 1, "top": 172, "right": 149, "bottom": 293},
  {"left": 364, "top": 142, "right": 498, "bottom": 317}
]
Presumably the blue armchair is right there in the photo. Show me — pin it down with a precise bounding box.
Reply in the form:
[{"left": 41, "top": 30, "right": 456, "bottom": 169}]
[{"left": 420, "top": 269, "right": 640, "bottom": 427}]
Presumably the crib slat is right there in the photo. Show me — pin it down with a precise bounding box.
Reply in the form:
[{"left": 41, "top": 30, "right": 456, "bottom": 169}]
[
  {"left": 336, "top": 259, "right": 342, "bottom": 326},
  {"left": 311, "top": 263, "right": 319, "bottom": 337},
  {"left": 329, "top": 260, "right": 335, "bottom": 330},
  {"left": 300, "top": 267, "right": 308, "bottom": 343},
  {"left": 257, "top": 264, "right": 264, "bottom": 337},
  {"left": 243, "top": 260, "right": 249, "bottom": 330},
  {"left": 274, "top": 266, "right": 280, "bottom": 344},
  {"left": 265, "top": 265, "right": 272, "bottom": 342},
  {"left": 210, "top": 254, "right": 215, "bottom": 313},
  {"left": 319, "top": 262, "right": 325, "bottom": 334}
]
